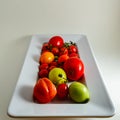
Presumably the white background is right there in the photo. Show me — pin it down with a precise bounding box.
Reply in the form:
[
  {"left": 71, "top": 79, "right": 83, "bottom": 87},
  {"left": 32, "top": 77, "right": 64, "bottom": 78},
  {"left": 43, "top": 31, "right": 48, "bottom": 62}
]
[{"left": 0, "top": 0, "right": 120, "bottom": 120}]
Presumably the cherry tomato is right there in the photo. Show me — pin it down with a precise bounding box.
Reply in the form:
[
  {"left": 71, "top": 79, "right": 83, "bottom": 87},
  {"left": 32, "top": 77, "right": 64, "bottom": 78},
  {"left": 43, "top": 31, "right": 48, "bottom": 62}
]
[
  {"left": 58, "top": 54, "right": 69, "bottom": 65},
  {"left": 68, "top": 45, "right": 78, "bottom": 54},
  {"left": 49, "top": 61, "right": 57, "bottom": 67},
  {"left": 51, "top": 47, "right": 59, "bottom": 55},
  {"left": 49, "top": 36, "right": 64, "bottom": 48},
  {"left": 41, "top": 43, "right": 50, "bottom": 53},
  {"left": 39, "top": 63, "right": 49, "bottom": 70},
  {"left": 48, "top": 65, "right": 56, "bottom": 71},
  {"left": 40, "top": 52, "right": 54, "bottom": 64},
  {"left": 57, "top": 83, "right": 69, "bottom": 100},
  {"left": 59, "top": 47, "right": 68, "bottom": 56},
  {"left": 38, "top": 69, "right": 48, "bottom": 78}
]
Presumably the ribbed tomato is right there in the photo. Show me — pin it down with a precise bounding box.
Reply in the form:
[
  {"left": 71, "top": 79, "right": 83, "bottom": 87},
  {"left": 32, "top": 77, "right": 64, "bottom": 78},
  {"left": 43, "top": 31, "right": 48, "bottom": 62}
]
[{"left": 33, "top": 78, "right": 57, "bottom": 103}]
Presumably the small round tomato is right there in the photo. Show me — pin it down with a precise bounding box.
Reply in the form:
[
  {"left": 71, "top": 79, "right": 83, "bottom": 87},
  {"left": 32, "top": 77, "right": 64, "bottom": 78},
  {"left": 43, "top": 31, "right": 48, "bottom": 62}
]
[
  {"left": 48, "top": 65, "right": 56, "bottom": 71},
  {"left": 68, "top": 45, "right": 78, "bottom": 54},
  {"left": 49, "top": 36, "right": 64, "bottom": 48},
  {"left": 51, "top": 47, "right": 59, "bottom": 55},
  {"left": 39, "top": 63, "right": 49, "bottom": 70},
  {"left": 40, "top": 52, "right": 54, "bottom": 64},
  {"left": 41, "top": 43, "right": 50, "bottom": 53},
  {"left": 58, "top": 54, "right": 69, "bottom": 65},
  {"left": 49, "top": 61, "right": 57, "bottom": 67},
  {"left": 57, "top": 83, "right": 69, "bottom": 100},
  {"left": 59, "top": 47, "right": 68, "bottom": 56},
  {"left": 38, "top": 69, "right": 48, "bottom": 78}
]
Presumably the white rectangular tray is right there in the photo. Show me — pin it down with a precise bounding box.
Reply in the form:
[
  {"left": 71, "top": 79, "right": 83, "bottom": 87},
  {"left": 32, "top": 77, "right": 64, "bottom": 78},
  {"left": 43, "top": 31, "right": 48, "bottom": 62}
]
[{"left": 8, "top": 34, "right": 115, "bottom": 117}]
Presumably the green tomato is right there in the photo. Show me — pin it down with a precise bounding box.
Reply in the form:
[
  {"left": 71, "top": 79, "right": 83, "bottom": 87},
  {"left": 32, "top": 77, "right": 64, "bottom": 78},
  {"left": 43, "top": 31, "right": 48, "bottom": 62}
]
[
  {"left": 48, "top": 67, "right": 67, "bottom": 85},
  {"left": 69, "top": 82, "right": 90, "bottom": 103}
]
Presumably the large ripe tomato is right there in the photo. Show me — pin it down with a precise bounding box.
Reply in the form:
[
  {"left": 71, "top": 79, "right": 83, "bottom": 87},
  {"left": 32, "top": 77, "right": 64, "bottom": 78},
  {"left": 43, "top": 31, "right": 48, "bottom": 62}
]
[
  {"left": 33, "top": 78, "right": 57, "bottom": 103},
  {"left": 64, "top": 57, "right": 84, "bottom": 81},
  {"left": 49, "top": 36, "right": 64, "bottom": 48}
]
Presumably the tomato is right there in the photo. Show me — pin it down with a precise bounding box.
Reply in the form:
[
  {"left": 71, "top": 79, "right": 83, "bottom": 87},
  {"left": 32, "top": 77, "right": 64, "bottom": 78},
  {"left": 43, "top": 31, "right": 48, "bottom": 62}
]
[
  {"left": 57, "top": 83, "right": 69, "bottom": 100},
  {"left": 49, "top": 36, "right": 64, "bottom": 48},
  {"left": 68, "top": 45, "right": 78, "bottom": 54},
  {"left": 41, "top": 43, "right": 50, "bottom": 53},
  {"left": 48, "top": 65, "right": 56, "bottom": 71},
  {"left": 64, "top": 57, "right": 84, "bottom": 81},
  {"left": 58, "top": 54, "right": 69, "bottom": 65},
  {"left": 40, "top": 52, "right": 54, "bottom": 64},
  {"left": 49, "top": 61, "right": 57, "bottom": 67},
  {"left": 38, "top": 69, "right": 48, "bottom": 78},
  {"left": 33, "top": 78, "right": 57, "bottom": 103},
  {"left": 69, "top": 53, "right": 79, "bottom": 58},
  {"left": 59, "top": 47, "right": 68, "bottom": 56},
  {"left": 39, "top": 63, "right": 49, "bottom": 70},
  {"left": 51, "top": 47, "right": 59, "bottom": 55}
]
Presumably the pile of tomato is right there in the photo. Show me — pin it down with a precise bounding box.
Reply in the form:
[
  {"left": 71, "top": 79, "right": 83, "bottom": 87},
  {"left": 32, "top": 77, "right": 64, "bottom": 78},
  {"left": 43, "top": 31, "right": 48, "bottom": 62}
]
[{"left": 33, "top": 36, "right": 85, "bottom": 103}]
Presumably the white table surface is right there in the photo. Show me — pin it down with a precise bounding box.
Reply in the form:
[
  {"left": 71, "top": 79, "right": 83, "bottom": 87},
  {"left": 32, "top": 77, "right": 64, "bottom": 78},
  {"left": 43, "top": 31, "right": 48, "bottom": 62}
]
[{"left": 0, "top": 0, "right": 120, "bottom": 120}]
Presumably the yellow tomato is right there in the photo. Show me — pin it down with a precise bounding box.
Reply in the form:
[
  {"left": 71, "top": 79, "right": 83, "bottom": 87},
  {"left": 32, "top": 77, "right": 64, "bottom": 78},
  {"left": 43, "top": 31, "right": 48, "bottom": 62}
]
[{"left": 40, "top": 52, "right": 54, "bottom": 64}]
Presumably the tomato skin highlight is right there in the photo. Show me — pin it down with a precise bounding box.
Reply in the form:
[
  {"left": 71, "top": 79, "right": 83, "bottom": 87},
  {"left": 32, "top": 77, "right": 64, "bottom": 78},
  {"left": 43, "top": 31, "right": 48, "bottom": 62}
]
[{"left": 49, "top": 36, "right": 64, "bottom": 48}]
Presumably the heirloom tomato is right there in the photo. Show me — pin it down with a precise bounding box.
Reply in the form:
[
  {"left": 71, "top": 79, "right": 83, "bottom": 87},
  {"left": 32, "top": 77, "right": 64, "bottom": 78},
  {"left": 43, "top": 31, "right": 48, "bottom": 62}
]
[{"left": 33, "top": 78, "right": 57, "bottom": 103}]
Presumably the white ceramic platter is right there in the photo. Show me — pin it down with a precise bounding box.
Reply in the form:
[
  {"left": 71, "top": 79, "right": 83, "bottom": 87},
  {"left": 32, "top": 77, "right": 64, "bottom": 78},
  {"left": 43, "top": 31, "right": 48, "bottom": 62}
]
[{"left": 8, "top": 34, "right": 115, "bottom": 117}]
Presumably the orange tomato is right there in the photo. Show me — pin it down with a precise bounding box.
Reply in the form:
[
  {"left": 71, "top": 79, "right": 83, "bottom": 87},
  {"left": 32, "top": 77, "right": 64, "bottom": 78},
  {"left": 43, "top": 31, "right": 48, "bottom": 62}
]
[
  {"left": 40, "top": 52, "right": 54, "bottom": 64},
  {"left": 33, "top": 77, "right": 57, "bottom": 103}
]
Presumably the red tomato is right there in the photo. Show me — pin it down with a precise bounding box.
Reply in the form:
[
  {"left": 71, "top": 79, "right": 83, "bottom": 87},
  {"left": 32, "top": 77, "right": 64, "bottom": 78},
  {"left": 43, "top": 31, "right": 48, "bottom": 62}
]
[
  {"left": 39, "top": 63, "right": 49, "bottom": 70},
  {"left": 59, "top": 47, "right": 68, "bottom": 56},
  {"left": 33, "top": 78, "right": 57, "bottom": 103},
  {"left": 64, "top": 57, "right": 84, "bottom": 81},
  {"left": 69, "top": 53, "right": 79, "bottom": 58},
  {"left": 49, "top": 36, "right": 64, "bottom": 48},
  {"left": 58, "top": 54, "right": 69, "bottom": 65},
  {"left": 48, "top": 65, "right": 56, "bottom": 71},
  {"left": 51, "top": 47, "right": 59, "bottom": 55},
  {"left": 68, "top": 45, "right": 78, "bottom": 54},
  {"left": 57, "top": 83, "right": 69, "bottom": 100},
  {"left": 38, "top": 69, "right": 48, "bottom": 78},
  {"left": 41, "top": 43, "right": 50, "bottom": 53},
  {"left": 49, "top": 61, "right": 57, "bottom": 67}
]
